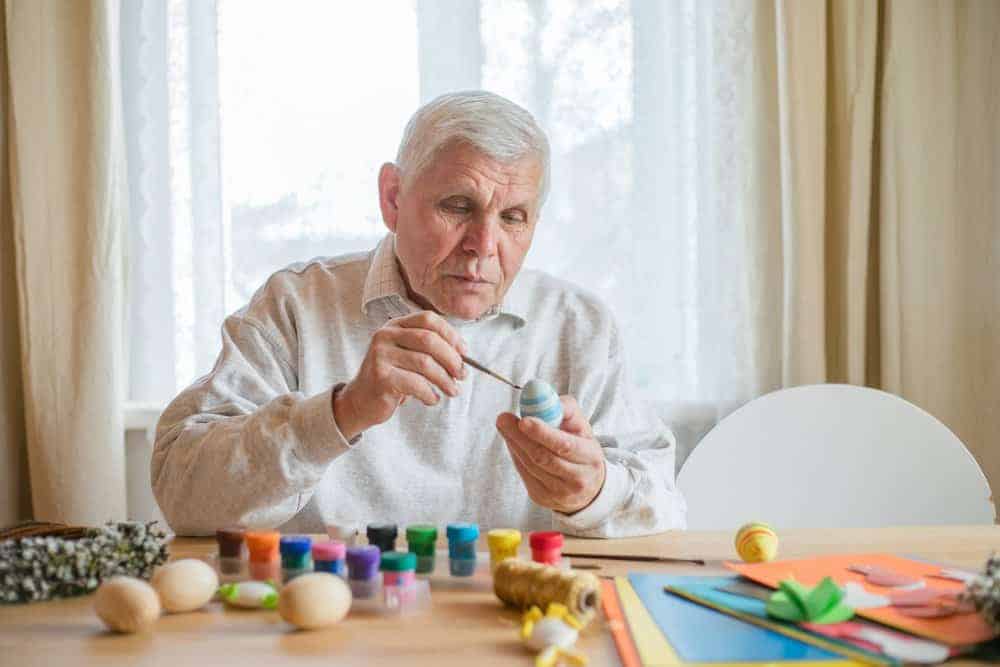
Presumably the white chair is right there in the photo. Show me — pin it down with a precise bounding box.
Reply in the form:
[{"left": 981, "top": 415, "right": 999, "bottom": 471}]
[{"left": 677, "top": 384, "right": 996, "bottom": 530}]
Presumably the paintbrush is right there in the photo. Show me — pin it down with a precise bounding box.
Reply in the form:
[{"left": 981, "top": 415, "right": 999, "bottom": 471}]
[
  {"left": 462, "top": 354, "right": 522, "bottom": 390},
  {"left": 561, "top": 552, "right": 706, "bottom": 566}
]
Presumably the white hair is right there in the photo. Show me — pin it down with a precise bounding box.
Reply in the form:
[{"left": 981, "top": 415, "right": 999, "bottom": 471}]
[{"left": 395, "top": 90, "right": 551, "bottom": 203}]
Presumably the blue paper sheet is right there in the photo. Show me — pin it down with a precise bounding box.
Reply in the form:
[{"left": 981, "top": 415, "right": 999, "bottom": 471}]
[{"left": 627, "top": 573, "right": 843, "bottom": 662}]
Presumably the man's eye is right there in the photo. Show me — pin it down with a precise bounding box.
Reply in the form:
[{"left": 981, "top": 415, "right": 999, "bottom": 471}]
[
  {"left": 502, "top": 211, "right": 527, "bottom": 224},
  {"left": 441, "top": 200, "right": 471, "bottom": 214}
]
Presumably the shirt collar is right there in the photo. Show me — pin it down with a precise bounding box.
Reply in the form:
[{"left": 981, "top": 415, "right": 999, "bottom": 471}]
[{"left": 361, "top": 233, "right": 527, "bottom": 328}]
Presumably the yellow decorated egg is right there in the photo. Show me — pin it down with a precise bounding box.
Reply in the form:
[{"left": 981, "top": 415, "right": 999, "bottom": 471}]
[{"left": 735, "top": 522, "right": 778, "bottom": 563}]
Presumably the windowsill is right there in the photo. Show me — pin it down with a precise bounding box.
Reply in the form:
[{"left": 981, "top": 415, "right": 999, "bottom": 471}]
[{"left": 124, "top": 401, "right": 164, "bottom": 432}]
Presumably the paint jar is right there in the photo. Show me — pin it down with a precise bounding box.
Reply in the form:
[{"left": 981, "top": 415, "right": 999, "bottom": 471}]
[
  {"left": 446, "top": 523, "right": 479, "bottom": 577},
  {"left": 380, "top": 551, "right": 421, "bottom": 610},
  {"left": 244, "top": 530, "right": 281, "bottom": 583},
  {"left": 312, "top": 540, "right": 346, "bottom": 577},
  {"left": 487, "top": 528, "right": 522, "bottom": 574},
  {"left": 366, "top": 523, "right": 398, "bottom": 553},
  {"left": 406, "top": 524, "right": 438, "bottom": 574},
  {"left": 215, "top": 527, "right": 246, "bottom": 576},
  {"left": 346, "top": 545, "right": 381, "bottom": 599},
  {"left": 279, "top": 535, "right": 313, "bottom": 582},
  {"left": 325, "top": 521, "right": 362, "bottom": 546},
  {"left": 380, "top": 551, "right": 417, "bottom": 588},
  {"left": 529, "top": 531, "right": 564, "bottom": 565}
]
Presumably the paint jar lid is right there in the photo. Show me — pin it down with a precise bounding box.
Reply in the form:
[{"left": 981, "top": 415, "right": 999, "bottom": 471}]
[
  {"left": 367, "top": 523, "right": 398, "bottom": 542},
  {"left": 346, "top": 545, "right": 381, "bottom": 578},
  {"left": 244, "top": 531, "right": 280, "bottom": 560},
  {"left": 215, "top": 527, "right": 245, "bottom": 558},
  {"left": 406, "top": 524, "right": 438, "bottom": 545},
  {"left": 446, "top": 523, "right": 480, "bottom": 543},
  {"left": 487, "top": 528, "right": 522, "bottom": 551},
  {"left": 279, "top": 535, "right": 312, "bottom": 557},
  {"left": 312, "top": 540, "right": 346, "bottom": 561},
  {"left": 529, "top": 531, "right": 564, "bottom": 550},
  {"left": 380, "top": 551, "right": 417, "bottom": 572}
]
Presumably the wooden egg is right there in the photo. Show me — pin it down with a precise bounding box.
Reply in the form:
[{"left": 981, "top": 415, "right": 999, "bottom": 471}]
[
  {"left": 94, "top": 576, "right": 161, "bottom": 633},
  {"left": 151, "top": 558, "right": 219, "bottom": 613},
  {"left": 278, "top": 572, "right": 352, "bottom": 630},
  {"left": 519, "top": 379, "right": 563, "bottom": 428}
]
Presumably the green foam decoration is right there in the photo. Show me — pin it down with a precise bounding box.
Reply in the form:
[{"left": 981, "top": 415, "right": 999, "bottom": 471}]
[{"left": 766, "top": 576, "right": 854, "bottom": 624}]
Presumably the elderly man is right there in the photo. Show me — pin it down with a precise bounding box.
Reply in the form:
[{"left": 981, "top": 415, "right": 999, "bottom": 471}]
[{"left": 152, "top": 91, "right": 686, "bottom": 537}]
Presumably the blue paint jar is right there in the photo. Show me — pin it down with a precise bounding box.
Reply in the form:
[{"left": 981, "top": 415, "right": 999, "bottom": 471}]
[{"left": 446, "top": 523, "right": 479, "bottom": 577}]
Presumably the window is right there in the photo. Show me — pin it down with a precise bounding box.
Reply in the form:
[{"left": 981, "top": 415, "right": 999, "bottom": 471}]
[{"left": 123, "top": 0, "right": 757, "bottom": 409}]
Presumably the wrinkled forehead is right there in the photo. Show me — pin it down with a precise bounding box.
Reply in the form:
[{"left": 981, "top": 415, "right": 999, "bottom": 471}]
[{"left": 409, "top": 141, "right": 544, "bottom": 202}]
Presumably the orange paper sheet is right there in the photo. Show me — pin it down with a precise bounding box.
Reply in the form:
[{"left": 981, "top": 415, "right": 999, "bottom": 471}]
[{"left": 726, "top": 553, "right": 993, "bottom": 646}]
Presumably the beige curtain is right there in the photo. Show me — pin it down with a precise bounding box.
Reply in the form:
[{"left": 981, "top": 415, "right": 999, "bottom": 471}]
[
  {"left": 752, "top": 0, "right": 1000, "bottom": 516},
  {"left": 1, "top": 0, "right": 127, "bottom": 525}
]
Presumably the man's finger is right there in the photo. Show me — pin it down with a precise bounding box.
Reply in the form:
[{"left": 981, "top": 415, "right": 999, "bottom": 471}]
[
  {"left": 395, "top": 310, "right": 468, "bottom": 355},
  {"left": 388, "top": 346, "right": 459, "bottom": 397},
  {"left": 392, "top": 327, "right": 466, "bottom": 380},
  {"left": 558, "top": 395, "right": 593, "bottom": 438},
  {"left": 389, "top": 367, "right": 440, "bottom": 406},
  {"left": 499, "top": 415, "right": 581, "bottom": 479},
  {"left": 517, "top": 416, "right": 597, "bottom": 465}
]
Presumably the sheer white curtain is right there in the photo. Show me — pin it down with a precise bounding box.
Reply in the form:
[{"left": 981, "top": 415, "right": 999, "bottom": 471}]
[{"left": 122, "top": 0, "right": 763, "bottom": 428}]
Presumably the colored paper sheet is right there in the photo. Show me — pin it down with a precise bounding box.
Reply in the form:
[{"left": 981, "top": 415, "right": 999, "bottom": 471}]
[
  {"left": 627, "top": 573, "right": 851, "bottom": 664},
  {"left": 602, "top": 579, "right": 643, "bottom": 667},
  {"left": 726, "top": 553, "right": 994, "bottom": 646},
  {"left": 663, "top": 578, "right": 895, "bottom": 665}
]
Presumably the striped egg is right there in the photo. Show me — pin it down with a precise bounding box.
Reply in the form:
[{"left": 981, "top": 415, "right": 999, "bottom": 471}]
[{"left": 518, "top": 379, "right": 564, "bottom": 428}]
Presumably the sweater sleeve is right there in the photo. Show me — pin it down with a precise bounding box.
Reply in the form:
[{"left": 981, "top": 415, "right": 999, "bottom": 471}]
[
  {"left": 552, "top": 318, "right": 688, "bottom": 538},
  {"left": 150, "top": 314, "right": 356, "bottom": 536}
]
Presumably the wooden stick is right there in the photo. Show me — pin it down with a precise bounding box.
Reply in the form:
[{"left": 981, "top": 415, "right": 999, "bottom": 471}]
[{"left": 562, "top": 552, "right": 706, "bottom": 566}]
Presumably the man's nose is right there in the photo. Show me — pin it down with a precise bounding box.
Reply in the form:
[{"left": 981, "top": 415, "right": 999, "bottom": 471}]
[{"left": 461, "top": 216, "right": 499, "bottom": 258}]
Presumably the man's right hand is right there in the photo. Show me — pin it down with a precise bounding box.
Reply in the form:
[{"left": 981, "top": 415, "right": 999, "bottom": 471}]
[{"left": 332, "top": 310, "right": 468, "bottom": 441}]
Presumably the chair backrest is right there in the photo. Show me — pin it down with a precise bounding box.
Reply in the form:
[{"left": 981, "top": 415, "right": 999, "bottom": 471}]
[{"left": 677, "top": 384, "right": 996, "bottom": 530}]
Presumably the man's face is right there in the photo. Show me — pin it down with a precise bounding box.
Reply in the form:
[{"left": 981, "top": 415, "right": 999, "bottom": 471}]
[{"left": 379, "top": 141, "right": 543, "bottom": 320}]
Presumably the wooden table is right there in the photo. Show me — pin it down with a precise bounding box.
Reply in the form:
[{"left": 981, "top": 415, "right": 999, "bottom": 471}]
[{"left": 1, "top": 526, "right": 997, "bottom": 666}]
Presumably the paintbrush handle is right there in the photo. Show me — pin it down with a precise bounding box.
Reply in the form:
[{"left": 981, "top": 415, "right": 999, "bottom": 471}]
[
  {"left": 562, "top": 552, "right": 706, "bottom": 566},
  {"left": 461, "top": 355, "right": 522, "bottom": 390}
]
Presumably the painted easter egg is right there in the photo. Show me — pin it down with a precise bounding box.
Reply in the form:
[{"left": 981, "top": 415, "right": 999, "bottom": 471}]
[
  {"left": 735, "top": 521, "right": 779, "bottom": 563},
  {"left": 519, "top": 380, "right": 564, "bottom": 428}
]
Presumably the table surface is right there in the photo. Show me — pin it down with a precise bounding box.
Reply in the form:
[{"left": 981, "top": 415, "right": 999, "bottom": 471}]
[{"left": 1, "top": 525, "right": 998, "bottom": 666}]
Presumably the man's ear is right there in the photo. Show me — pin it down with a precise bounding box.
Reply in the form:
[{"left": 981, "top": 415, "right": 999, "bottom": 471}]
[{"left": 378, "top": 163, "right": 402, "bottom": 233}]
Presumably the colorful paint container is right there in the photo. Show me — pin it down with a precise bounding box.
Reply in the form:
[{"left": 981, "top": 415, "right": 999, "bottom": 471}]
[
  {"left": 279, "top": 535, "right": 313, "bottom": 582},
  {"left": 529, "top": 531, "right": 564, "bottom": 565},
  {"left": 366, "top": 523, "right": 398, "bottom": 553},
  {"left": 406, "top": 524, "right": 438, "bottom": 574},
  {"left": 487, "top": 528, "right": 522, "bottom": 573},
  {"left": 446, "top": 523, "right": 479, "bottom": 577},
  {"left": 380, "top": 551, "right": 417, "bottom": 588},
  {"left": 346, "top": 545, "right": 381, "bottom": 599},
  {"left": 215, "top": 527, "right": 245, "bottom": 575},
  {"left": 244, "top": 530, "right": 281, "bottom": 583},
  {"left": 312, "top": 540, "right": 347, "bottom": 576}
]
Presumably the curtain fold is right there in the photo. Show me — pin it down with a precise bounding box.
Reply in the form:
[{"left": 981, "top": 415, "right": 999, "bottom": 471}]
[
  {"left": 4, "top": 0, "right": 127, "bottom": 523},
  {"left": 757, "top": 0, "right": 1000, "bottom": 516}
]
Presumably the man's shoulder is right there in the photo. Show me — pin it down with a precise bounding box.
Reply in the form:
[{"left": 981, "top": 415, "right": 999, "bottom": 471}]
[
  {"left": 255, "top": 251, "right": 370, "bottom": 299},
  {"left": 515, "top": 268, "right": 614, "bottom": 323},
  {"left": 235, "top": 250, "right": 372, "bottom": 325}
]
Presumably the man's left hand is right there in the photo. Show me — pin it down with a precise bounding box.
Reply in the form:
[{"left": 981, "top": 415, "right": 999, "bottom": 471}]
[{"left": 496, "top": 396, "right": 606, "bottom": 515}]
